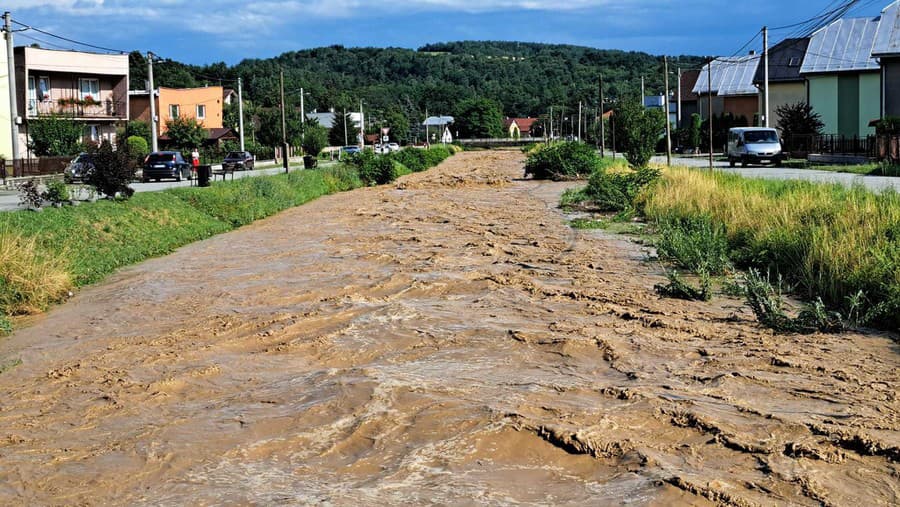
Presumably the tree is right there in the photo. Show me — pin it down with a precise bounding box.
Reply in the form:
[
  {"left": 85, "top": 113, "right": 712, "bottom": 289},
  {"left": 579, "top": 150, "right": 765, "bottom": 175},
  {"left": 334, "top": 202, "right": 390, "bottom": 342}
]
[
  {"left": 124, "top": 120, "right": 151, "bottom": 146},
  {"left": 383, "top": 109, "right": 410, "bottom": 143},
  {"left": 329, "top": 112, "right": 357, "bottom": 146},
  {"left": 689, "top": 113, "right": 702, "bottom": 150},
  {"left": 454, "top": 98, "right": 504, "bottom": 138},
  {"left": 776, "top": 102, "right": 824, "bottom": 140},
  {"left": 84, "top": 140, "right": 135, "bottom": 199},
  {"left": 613, "top": 98, "right": 666, "bottom": 169},
  {"left": 165, "top": 116, "right": 206, "bottom": 152},
  {"left": 256, "top": 108, "right": 304, "bottom": 148},
  {"left": 27, "top": 115, "right": 83, "bottom": 156},
  {"left": 302, "top": 124, "right": 328, "bottom": 157}
]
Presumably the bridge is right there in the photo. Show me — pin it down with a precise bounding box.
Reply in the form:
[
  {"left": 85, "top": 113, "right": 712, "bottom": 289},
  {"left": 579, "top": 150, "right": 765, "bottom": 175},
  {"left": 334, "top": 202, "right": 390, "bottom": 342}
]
[{"left": 457, "top": 137, "right": 546, "bottom": 148}]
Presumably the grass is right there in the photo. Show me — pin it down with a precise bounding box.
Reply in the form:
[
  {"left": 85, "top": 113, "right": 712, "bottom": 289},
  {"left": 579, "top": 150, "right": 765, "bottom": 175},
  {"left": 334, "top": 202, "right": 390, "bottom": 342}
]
[
  {"left": 806, "top": 162, "right": 900, "bottom": 177},
  {"left": 569, "top": 218, "right": 606, "bottom": 229},
  {"left": 640, "top": 167, "right": 900, "bottom": 330},
  {"left": 0, "top": 162, "right": 400, "bottom": 328}
]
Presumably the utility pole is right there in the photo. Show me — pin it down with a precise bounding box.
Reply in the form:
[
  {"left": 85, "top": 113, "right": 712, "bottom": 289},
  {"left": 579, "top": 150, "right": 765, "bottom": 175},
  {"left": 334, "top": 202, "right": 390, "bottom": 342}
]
[
  {"left": 762, "top": 26, "right": 770, "bottom": 127},
  {"left": 237, "top": 76, "right": 245, "bottom": 151},
  {"left": 664, "top": 56, "right": 672, "bottom": 167},
  {"left": 549, "top": 106, "right": 553, "bottom": 140},
  {"left": 147, "top": 51, "right": 158, "bottom": 153},
  {"left": 280, "top": 69, "right": 288, "bottom": 173},
  {"left": 677, "top": 67, "right": 682, "bottom": 129},
  {"left": 641, "top": 76, "right": 645, "bottom": 106},
  {"left": 343, "top": 108, "right": 348, "bottom": 146},
  {"left": 299, "top": 87, "right": 305, "bottom": 146},
  {"left": 599, "top": 76, "right": 605, "bottom": 158},
  {"left": 707, "top": 57, "right": 714, "bottom": 170},
  {"left": 4, "top": 12, "right": 19, "bottom": 161},
  {"left": 359, "top": 99, "right": 364, "bottom": 148},
  {"left": 577, "top": 101, "right": 582, "bottom": 142}
]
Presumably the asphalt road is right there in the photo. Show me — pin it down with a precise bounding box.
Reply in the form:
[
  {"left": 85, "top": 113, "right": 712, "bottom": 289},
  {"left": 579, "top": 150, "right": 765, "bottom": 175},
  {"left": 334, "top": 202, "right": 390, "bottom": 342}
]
[
  {"left": 653, "top": 155, "right": 900, "bottom": 192},
  {"left": 0, "top": 160, "right": 334, "bottom": 212}
]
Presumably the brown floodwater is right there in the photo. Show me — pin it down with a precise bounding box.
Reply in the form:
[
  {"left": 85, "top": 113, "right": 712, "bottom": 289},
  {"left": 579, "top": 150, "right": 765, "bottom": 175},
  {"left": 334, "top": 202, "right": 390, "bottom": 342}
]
[{"left": 0, "top": 150, "right": 897, "bottom": 505}]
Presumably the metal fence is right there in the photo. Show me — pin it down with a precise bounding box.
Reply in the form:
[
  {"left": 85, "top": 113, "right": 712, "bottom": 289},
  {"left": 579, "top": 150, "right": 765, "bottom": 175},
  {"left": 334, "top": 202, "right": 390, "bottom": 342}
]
[
  {"left": 785, "top": 134, "right": 877, "bottom": 158},
  {"left": 0, "top": 157, "right": 71, "bottom": 180}
]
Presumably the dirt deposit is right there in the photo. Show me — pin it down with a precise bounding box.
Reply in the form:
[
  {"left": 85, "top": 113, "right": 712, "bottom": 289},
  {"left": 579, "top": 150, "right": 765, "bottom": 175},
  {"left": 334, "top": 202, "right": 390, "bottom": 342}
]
[{"left": 0, "top": 150, "right": 897, "bottom": 505}]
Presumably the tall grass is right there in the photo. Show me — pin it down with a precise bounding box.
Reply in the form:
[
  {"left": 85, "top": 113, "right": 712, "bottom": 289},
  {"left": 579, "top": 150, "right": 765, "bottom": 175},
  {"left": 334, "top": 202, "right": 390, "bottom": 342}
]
[
  {"left": 0, "top": 231, "right": 72, "bottom": 316},
  {"left": 641, "top": 168, "right": 900, "bottom": 329}
]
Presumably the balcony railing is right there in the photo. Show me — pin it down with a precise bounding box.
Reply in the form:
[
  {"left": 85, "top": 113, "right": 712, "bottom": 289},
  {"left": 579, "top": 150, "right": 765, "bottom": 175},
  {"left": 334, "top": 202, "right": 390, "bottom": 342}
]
[{"left": 27, "top": 98, "right": 126, "bottom": 119}]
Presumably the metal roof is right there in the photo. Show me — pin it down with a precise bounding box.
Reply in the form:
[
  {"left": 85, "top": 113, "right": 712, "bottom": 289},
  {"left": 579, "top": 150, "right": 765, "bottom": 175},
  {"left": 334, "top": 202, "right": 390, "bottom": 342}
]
[
  {"left": 873, "top": 1, "right": 900, "bottom": 57},
  {"left": 692, "top": 55, "right": 760, "bottom": 96},
  {"left": 753, "top": 38, "right": 809, "bottom": 84},
  {"left": 801, "top": 16, "right": 881, "bottom": 74},
  {"left": 423, "top": 115, "right": 454, "bottom": 126}
]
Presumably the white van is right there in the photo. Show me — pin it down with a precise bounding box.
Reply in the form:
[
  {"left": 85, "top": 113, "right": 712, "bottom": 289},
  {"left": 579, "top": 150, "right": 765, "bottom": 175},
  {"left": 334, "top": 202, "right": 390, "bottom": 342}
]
[{"left": 726, "top": 127, "right": 783, "bottom": 167}]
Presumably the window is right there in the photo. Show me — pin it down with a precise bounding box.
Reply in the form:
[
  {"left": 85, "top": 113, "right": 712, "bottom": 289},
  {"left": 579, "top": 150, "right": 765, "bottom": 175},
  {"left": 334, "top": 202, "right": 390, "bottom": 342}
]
[
  {"left": 79, "top": 78, "right": 99, "bottom": 102},
  {"left": 169, "top": 104, "right": 180, "bottom": 118},
  {"left": 38, "top": 76, "right": 50, "bottom": 101},
  {"left": 27, "top": 76, "right": 36, "bottom": 111},
  {"left": 83, "top": 125, "right": 100, "bottom": 144},
  {"left": 788, "top": 57, "right": 801, "bottom": 67},
  {"left": 196, "top": 104, "right": 206, "bottom": 120}
]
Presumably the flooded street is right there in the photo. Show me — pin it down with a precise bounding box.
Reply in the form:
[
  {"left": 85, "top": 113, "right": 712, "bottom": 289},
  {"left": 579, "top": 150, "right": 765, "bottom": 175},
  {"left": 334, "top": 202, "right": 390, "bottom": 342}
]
[{"left": 0, "top": 150, "right": 897, "bottom": 505}]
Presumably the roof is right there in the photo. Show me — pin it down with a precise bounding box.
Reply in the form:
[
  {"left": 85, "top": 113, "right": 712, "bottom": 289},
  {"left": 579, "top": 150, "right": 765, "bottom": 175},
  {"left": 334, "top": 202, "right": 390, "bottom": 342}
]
[
  {"left": 801, "top": 16, "right": 881, "bottom": 74},
  {"left": 307, "top": 112, "right": 335, "bottom": 129},
  {"left": 505, "top": 117, "right": 538, "bottom": 131},
  {"left": 208, "top": 128, "right": 237, "bottom": 140},
  {"left": 423, "top": 115, "right": 454, "bottom": 126},
  {"left": 693, "top": 55, "right": 760, "bottom": 96},
  {"left": 753, "top": 38, "right": 809, "bottom": 84},
  {"left": 873, "top": 1, "right": 900, "bottom": 57},
  {"left": 680, "top": 69, "right": 700, "bottom": 102}
]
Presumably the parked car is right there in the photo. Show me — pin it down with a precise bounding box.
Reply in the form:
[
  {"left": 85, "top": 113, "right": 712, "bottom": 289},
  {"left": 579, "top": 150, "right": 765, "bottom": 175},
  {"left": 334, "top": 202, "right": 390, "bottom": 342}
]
[
  {"left": 142, "top": 151, "right": 192, "bottom": 182},
  {"left": 222, "top": 151, "right": 254, "bottom": 171},
  {"left": 341, "top": 146, "right": 361, "bottom": 155},
  {"left": 64, "top": 153, "right": 94, "bottom": 182},
  {"left": 387, "top": 142, "right": 401, "bottom": 152},
  {"left": 726, "top": 127, "right": 783, "bottom": 167}
]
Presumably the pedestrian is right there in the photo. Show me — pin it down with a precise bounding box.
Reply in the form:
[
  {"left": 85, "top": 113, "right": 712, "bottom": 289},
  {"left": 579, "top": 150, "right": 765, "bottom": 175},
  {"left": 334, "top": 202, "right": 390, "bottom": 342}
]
[{"left": 191, "top": 148, "right": 200, "bottom": 179}]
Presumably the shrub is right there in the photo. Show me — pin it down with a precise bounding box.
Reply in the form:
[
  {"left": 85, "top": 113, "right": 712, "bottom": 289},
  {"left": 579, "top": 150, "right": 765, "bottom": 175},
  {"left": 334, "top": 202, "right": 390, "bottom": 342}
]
[
  {"left": 302, "top": 125, "right": 329, "bottom": 157},
  {"left": 613, "top": 98, "right": 666, "bottom": 169},
  {"left": 584, "top": 166, "right": 660, "bottom": 212},
  {"left": 17, "top": 180, "right": 43, "bottom": 210},
  {"left": 654, "top": 270, "right": 712, "bottom": 301},
  {"left": 423, "top": 145, "right": 451, "bottom": 167},
  {"left": 42, "top": 179, "right": 70, "bottom": 206},
  {"left": 524, "top": 142, "right": 600, "bottom": 180},
  {"left": 26, "top": 114, "right": 84, "bottom": 157},
  {"left": 126, "top": 135, "right": 149, "bottom": 166},
  {"left": 84, "top": 140, "right": 136, "bottom": 199},
  {"left": 393, "top": 148, "right": 427, "bottom": 172}
]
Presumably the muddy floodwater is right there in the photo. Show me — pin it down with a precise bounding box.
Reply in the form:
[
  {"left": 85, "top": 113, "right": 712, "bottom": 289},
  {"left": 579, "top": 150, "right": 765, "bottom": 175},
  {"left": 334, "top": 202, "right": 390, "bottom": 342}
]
[{"left": 0, "top": 151, "right": 897, "bottom": 505}]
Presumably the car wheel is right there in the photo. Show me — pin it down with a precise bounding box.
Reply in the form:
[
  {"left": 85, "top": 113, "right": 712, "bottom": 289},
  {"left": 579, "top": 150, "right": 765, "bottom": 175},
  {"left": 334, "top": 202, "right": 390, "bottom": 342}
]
[
  {"left": 175, "top": 172, "right": 182, "bottom": 182},
  {"left": 142, "top": 178, "right": 149, "bottom": 183},
  {"left": 729, "top": 157, "right": 736, "bottom": 168},
  {"left": 741, "top": 157, "right": 748, "bottom": 168}
]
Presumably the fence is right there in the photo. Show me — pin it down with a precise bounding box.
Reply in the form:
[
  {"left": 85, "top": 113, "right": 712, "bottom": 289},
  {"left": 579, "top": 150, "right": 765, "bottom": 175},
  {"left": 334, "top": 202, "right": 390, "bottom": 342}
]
[
  {"left": 0, "top": 157, "right": 71, "bottom": 181},
  {"left": 785, "top": 134, "right": 877, "bottom": 159}
]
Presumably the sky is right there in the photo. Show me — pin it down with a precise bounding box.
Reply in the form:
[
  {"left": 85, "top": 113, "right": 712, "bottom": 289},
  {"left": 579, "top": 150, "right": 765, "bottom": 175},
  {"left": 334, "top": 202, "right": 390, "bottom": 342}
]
[{"left": 1, "top": 0, "right": 890, "bottom": 65}]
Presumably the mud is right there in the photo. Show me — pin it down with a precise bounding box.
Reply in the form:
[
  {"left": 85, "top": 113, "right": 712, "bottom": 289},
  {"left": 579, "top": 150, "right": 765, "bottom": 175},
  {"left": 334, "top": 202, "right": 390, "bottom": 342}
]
[{"left": 0, "top": 150, "right": 898, "bottom": 505}]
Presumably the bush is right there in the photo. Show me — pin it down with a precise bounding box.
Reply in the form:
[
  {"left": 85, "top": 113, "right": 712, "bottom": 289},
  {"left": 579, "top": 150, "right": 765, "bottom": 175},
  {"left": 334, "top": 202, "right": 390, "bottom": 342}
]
[
  {"left": 17, "top": 180, "right": 43, "bottom": 210},
  {"left": 302, "top": 125, "right": 329, "bottom": 157},
  {"left": 613, "top": 98, "right": 666, "bottom": 169},
  {"left": 584, "top": 166, "right": 660, "bottom": 212},
  {"left": 126, "top": 136, "right": 149, "bottom": 165},
  {"left": 26, "top": 114, "right": 84, "bottom": 157},
  {"left": 42, "top": 180, "right": 70, "bottom": 206},
  {"left": 524, "top": 142, "right": 600, "bottom": 180},
  {"left": 393, "top": 148, "right": 427, "bottom": 172},
  {"left": 84, "top": 140, "right": 136, "bottom": 199}
]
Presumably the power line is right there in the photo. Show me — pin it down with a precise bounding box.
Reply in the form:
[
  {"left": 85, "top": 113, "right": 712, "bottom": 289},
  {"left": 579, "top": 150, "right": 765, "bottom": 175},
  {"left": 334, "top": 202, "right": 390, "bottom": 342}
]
[{"left": 10, "top": 18, "right": 128, "bottom": 54}]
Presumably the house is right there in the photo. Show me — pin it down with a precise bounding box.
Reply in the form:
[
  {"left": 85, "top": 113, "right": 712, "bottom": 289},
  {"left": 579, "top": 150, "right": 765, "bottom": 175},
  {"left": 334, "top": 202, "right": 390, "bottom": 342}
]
[
  {"left": 423, "top": 115, "right": 453, "bottom": 142},
  {"left": 753, "top": 38, "right": 810, "bottom": 129},
  {"left": 677, "top": 69, "right": 701, "bottom": 128},
  {"left": 693, "top": 54, "right": 761, "bottom": 124},
  {"left": 872, "top": 0, "right": 900, "bottom": 117},
  {"left": 801, "top": 16, "right": 882, "bottom": 137},
  {"left": 0, "top": 42, "right": 11, "bottom": 160},
  {"left": 130, "top": 85, "right": 224, "bottom": 145},
  {"left": 643, "top": 95, "right": 677, "bottom": 126},
  {"left": 503, "top": 117, "right": 538, "bottom": 138},
  {"left": 14, "top": 46, "right": 129, "bottom": 156},
  {"left": 223, "top": 88, "right": 238, "bottom": 106}
]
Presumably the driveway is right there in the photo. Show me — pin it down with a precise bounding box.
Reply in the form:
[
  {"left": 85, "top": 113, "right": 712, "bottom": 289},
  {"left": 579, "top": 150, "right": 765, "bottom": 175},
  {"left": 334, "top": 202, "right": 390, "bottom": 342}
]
[{"left": 652, "top": 154, "right": 900, "bottom": 192}]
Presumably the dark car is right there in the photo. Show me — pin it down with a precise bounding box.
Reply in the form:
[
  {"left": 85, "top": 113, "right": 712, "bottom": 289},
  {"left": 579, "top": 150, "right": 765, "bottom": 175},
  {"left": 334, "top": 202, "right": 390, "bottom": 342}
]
[
  {"left": 222, "top": 151, "right": 254, "bottom": 171},
  {"left": 64, "top": 153, "right": 94, "bottom": 182},
  {"left": 142, "top": 151, "right": 192, "bottom": 182},
  {"left": 341, "top": 146, "right": 361, "bottom": 155}
]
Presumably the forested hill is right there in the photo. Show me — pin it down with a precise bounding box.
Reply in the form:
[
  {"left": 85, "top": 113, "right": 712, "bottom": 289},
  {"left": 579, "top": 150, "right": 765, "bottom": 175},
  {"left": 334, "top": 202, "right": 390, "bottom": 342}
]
[{"left": 130, "top": 41, "right": 704, "bottom": 119}]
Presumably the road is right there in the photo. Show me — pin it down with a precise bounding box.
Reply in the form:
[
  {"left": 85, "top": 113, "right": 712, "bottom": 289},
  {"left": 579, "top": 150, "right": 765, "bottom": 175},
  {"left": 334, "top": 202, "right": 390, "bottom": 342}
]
[
  {"left": 0, "top": 160, "right": 334, "bottom": 212},
  {"left": 0, "top": 150, "right": 896, "bottom": 505},
  {"left": 653, "top": 154, "right": 900, "bottom": 192}
]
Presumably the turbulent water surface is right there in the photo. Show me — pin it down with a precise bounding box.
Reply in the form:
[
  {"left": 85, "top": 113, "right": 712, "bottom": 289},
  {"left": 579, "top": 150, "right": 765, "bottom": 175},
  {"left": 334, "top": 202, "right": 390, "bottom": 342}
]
[{"left": 0, "top": 150, "right": 897, "bottom": 505}]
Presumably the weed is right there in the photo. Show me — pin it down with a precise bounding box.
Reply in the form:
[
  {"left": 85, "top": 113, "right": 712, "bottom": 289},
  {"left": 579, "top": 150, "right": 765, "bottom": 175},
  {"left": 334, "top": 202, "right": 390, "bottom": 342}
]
[
  {"left": 743, "top": 269, "right": 845, "bottom": 334},
  {"left": 0, "top": 314, "right": 12, "bottom": 335},
  {"left": 569, "top": 218, "right": 606, "bottom": 229},
  {"left": 655, "top": 216, "right": 732, "bottom": 275},
  {"left": 655, "top": 270, "right": 712, "bottom": 301},
  {"left": 43, "top": 180, "right": 70, "bottom": 206},
  {"left": 721, "top": 276, "right": 746, "bottom": 297}
]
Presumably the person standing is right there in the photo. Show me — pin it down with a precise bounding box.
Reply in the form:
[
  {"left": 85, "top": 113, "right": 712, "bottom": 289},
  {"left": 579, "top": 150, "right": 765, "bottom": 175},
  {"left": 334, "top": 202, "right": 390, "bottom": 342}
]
[{"left": 191, "top": 148, "right": 200, "bottom": 180}]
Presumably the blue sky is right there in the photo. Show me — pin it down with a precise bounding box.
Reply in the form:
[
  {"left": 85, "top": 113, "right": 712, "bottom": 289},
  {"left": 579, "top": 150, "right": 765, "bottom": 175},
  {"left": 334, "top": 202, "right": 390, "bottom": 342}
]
[{"left": 1, "top": 1, "right": 889, "bottom": 64}]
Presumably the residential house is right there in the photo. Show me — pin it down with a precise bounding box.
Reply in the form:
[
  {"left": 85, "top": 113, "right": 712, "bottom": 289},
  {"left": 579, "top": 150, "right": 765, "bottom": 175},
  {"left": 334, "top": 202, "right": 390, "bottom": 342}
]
[
  {"left": 643, "top": 95, "right": 677, "bottom": 126},
  {"left": 677, "top": 69, "right": 700, "bottom": 128},
  {"left": 14, "top": 46, "right": 128, "bottom": 156},
  {"left": 753, "top": 38, "right": 810, "bottom": 129},
  {"left": 801, "top": 16, "right": 881, "bottom": 137},
  {"left": 423, "top": 115, "right": 453, "bottom": 142},
  {"left": 693, "top": 54, "right": 761, "bottom": 124},
  {"left": 503, "top": 117, "right": 538, "bottom": 138},
  {"left": 130, "top": 85, "right": 225, "bottom": 145},
  {"left": 223, "top": 88, "right": 238, "bottom": 106},
  {"left": 0, "top": 42, "right": 11, "bottom": 160},
  {"left": 872, "top": 0, "right": 900, "bottom": 117}
]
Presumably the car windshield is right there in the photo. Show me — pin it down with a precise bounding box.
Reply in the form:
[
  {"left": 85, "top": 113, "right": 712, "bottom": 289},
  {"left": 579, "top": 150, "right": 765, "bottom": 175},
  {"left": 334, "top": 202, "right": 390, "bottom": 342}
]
[
  {"left": 147, "top": 153, "right": 176, "bottom": 163},
  {"left": 744, "top": 131, "right": 778, "bottom": 143},
  {"left": 225, "top": 152, "right": 243, "bottom": 158}
]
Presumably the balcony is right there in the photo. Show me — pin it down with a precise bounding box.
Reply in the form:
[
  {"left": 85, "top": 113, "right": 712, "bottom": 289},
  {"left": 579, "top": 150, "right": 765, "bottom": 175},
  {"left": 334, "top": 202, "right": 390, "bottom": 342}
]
[{"left": 27, "top": 97, "right": 126, "bottom": 120}]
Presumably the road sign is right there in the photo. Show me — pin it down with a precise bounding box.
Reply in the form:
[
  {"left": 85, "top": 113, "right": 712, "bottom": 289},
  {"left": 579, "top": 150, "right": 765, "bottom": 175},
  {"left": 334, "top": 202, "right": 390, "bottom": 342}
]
[{"left": 382, "top": 135, "right": 389, "bottom": 142}]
